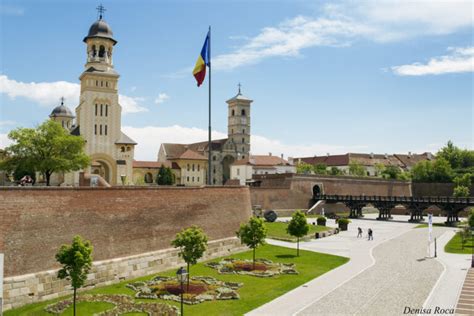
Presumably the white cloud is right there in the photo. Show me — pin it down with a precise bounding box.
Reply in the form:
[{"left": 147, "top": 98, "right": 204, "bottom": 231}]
[
  {"left": 212, "top": 0, "right": 473, "bottom": 70},
  {"left": 391, "top": 46, "right": 474, "bottom": 76},
  {"left": 154, "top": 93, "right": 170, "bottom": 105},
  {"left": 0, "top": 75, "right": 147, "bottom": 114},
  {"left": 122, "top": 125, "right": 366, "bottom": 161},
  {"left": 0, "top": 120, "right": 16, "bottom": 127},
  {"left": 0, "top": 133, "right": 12, "bottom": 148}
]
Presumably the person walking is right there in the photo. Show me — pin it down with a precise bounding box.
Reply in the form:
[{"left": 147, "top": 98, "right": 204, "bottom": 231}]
[
  {"left": 357, "top": 227, "right": 363, "bottom": 238},
  {"left": 368, "top": 228, "right": 373, "bottom": 240}
]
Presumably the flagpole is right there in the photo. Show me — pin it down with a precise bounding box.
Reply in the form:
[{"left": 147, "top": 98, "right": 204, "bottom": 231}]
[{"left": 208, "top": 25, "right": 212, "bottom": 185}]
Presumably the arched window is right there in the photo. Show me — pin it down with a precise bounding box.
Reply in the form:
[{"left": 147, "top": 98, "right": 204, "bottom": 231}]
[
  {"left": 192, "top": 164, "right": 195, "bottom": 171},
  {"left": 105, "top": 105, "right": 108, "bottom": 116},
  {"left": 99, "top": 45, "right": 105, "bottom": 58},
  {"left": 95, "top": 104, "right": 98, "bottom": 116},
  {"left": 213, "top": 156, "right": 216, "bottom": 161},
  {"left": 198, "top": 165, "right": 200, "bottom": 172},
  {"left": 92, "top": 45, "right": 97, "bottom": 56},
  {"left": 104, "top": 125, "right": 107, "bottom": 135},
  {"left": 231, "top": 109, "right": 235, "bottom": 116},
  {"left": 126, "top": 146, "right": 131, "bottom": 151},
  {"left": 144, "top": 173, "right": 153, "bottom": 183},
  {"left": 96, "top": 80, "right": 98, "bottom": 86},
  {"left": 241, "top": 109, "right": 246, "bottom": 116},
  {"left": 99, "top": 125, "right": 102, "bottom": 135},
  {"left": 94, "top": 124, "right": 97, "bottom": 135},
  {"left": 121, "top": 146, "right": 125, "bottom": 152},
  {"left": 187, "top": 164, "right": 190, "bottom": 171},
  {"left": 106, "top": 81, "right": 108, "bottom": 88},
  {"left": 100, "top": 104, "right": 103, "bottom": 116},
  {"left": 187, "top": 176, "right": 190, "bottom": 182},
  {"left": 243, "top": 129, "right": 245, "bottom": 134},
  {"left": 192, "top": 176, "right": 195, "bottom": 182},
  {"left": 242, "top": 138, "right": 245, "bottom": 143}
]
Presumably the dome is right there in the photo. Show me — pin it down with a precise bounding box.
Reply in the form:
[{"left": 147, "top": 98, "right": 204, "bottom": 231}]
[
  {"left": 83, "top": 19, "right": 117, "bottom": 44},
  {"left": 50, "top": 103, "right": 75, "bottom": 118}
]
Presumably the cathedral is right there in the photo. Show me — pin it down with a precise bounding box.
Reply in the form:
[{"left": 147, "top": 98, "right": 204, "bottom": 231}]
[
  {"left": 48, "top": 9, "right": 253, "bottom": 186},
  {"left": 49, "top": 11, "right": 136, "bottom": 185}
]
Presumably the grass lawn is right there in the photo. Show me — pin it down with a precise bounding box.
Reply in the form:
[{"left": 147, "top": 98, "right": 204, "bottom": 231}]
[
  {"left": 5, "top": 244, "right": 349, "bottom": 316},
  {"left": 265, "top": 222, "right": 331, "bottom": 242},
  {"left": 444, "top": 232, "right": 474, "bottom": 254}
]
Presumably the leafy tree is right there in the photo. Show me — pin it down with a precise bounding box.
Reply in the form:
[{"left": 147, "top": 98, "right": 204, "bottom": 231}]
[
  {"left": 296, "top": 162, "right": 313, "bottom": 174},
  {"left": 1, "top": 120, "right": 90, "bottom": 186},
  {"left": 468, "top": 209, "right": 474, "bottom": 229},
  {"left": 329, "top": 166, "right": 343, "bottom": 176},
  {"left": 55, "top": 235, "right": 93, "bottom": 316},
  {"left": 437, "top": 141, "right": 474, "bottom": 176},
  {"left": 236, "top": 217, "right": 267, "bottom": 270},
  {"left": 454, "top": 173, "right": 472, "bottom": 188},
  {"left": 171, "top": 226, "right": 208, "bottom": 289},
  {"left": 454, "top": 186, "right": 470, "bottom": 197},
  {"left": 349, "top": 162, "right": 366, "bottom": 177},
  {"left": 382, "top": 165, "right": 401, "bottom": 179},
  {"left": 156, "top": 165, "right": 174, "bottom": 185},
  {"left": 13, "top": 162, "right": 36, "bottom": 183},
  {"left": 397, "top": 171, "right": 411, "bottom": 181},
  {"left": 374, "top": 163, "right": 385, "bottom": 177},
  {"left": 313, "top": 163, "right": 328, "bottom": 175},
  {"left": 287, "top": 210, "right": 309, "bottom": 256},
  {"left": 411, "top": 158, "right": 453, "bottom": 183}
]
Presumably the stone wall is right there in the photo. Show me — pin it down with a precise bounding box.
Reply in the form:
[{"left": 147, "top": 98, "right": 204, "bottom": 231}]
[
  {"left": 250, "top": 175, "right": 412, "bottom": 210},
  {"left": 412, "top": 182, "right": 474, "bottom": 197},
  {"left": 3, "top": 237, "right": 245, "bottom": 311},
  {"left": 0, "top": 186, "right": 251, "bottom": 278}
]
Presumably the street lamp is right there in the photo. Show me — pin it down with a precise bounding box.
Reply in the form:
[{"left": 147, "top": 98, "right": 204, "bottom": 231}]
[{"left": 176, "top": 267, "right": 188, "bottom": 315}]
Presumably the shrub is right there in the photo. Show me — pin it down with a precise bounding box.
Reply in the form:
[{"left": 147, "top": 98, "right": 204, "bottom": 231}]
[
  {"left": 263, "top": 210, "right": 278, "bottom": 222},
  {"left": 316, "top": 216, "right": 327, "bottom": 226},
  {"left": 337, "top": 218, "right": 351, "bottom": 224}
]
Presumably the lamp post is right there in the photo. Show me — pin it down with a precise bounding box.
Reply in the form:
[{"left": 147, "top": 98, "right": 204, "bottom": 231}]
[{"left": 176, "top": 267, "right": 188, "bottom": 315}]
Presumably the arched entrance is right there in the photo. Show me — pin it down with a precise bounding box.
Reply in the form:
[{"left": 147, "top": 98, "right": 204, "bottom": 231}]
[
  {"left": 91, "top": 160, "right": 111, "bottom": 183},
  {"left": 144, "top": 172, "right": 153, "bottom": 184},
  {"left": 312, "top": 184, "right": 322, "bottom": 197},
  {"left": 222, "top": 155, "right": 235, "bottom": 184}
]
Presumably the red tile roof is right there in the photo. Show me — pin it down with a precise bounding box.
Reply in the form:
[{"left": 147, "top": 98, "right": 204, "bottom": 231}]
[
  {"left": 233, "top": 155, "right": 292, "bottom": 166},
  {"left": 171, "top": 149, "right": 208, "bottom": 160},
  {"left": 133, "top": 161, "right": 171, "bottom": 168}
]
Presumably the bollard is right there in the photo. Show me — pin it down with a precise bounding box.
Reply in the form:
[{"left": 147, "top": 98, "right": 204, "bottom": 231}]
[{"left": 434, "top": 238, "right": 437, "bottom": 258}]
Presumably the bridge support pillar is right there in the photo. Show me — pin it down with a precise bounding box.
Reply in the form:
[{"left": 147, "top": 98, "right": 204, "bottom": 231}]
[{"left": 408, "top": 206, "right": 424, "bottom": 223}]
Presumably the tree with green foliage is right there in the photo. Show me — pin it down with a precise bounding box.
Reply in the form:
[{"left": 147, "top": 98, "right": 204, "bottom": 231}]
[
  {"left": 287, "top": 211, "right": 310, "bottom": 256},
  {"left": 454, "top": 186, "right": 470, "bottom": 197},
  {"left": 382, "top": 165, "right": 401, "bottom": 179},
  {"left": 454, "top": 173, "right": 472, "bottom": 188},
  {"left": 374, "top": 163, "right": 385, "bottom": 177},
  {"left": 171, "top": 226, "right": 208, "bottom": 289},
  {"left": 349, "top": 162, "right": 366, "bottom": 177},
  {"left": 411, "top": 158, "right": 453, "bottom": 183},
  {"left": 437, "top": 141, "right": 474, "bottom": 177},
  {"left": 55, "top": 235, "right": 93, "bottom": 316},
  {"left": 329, "top": 166, "right": 343, "bottom": 176},
  {"left": 1, "top": 120, "right": 90, "bottom": 186},
  {"left": 313, "top": 163, "right": 328, "bottom": 175},
  {"left": 468, "top": 209, "right": 474, "bottom": 229},
  {"left": 296, "top": 162, "right": 313, "bottom": 174},
  {"left": 236, "top": 217, "right": 267, "bottom": 270},
  {"left": 156, "top": 165, "right": 174, "bottom": 185}
]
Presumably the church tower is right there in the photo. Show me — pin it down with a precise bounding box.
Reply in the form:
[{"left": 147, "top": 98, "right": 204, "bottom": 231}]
[
  {"left": 226, "top": 84, "right": 252, "bottom": 157},
  {"left": 74, "top": 6, "right": 136, "bottom": 185}
]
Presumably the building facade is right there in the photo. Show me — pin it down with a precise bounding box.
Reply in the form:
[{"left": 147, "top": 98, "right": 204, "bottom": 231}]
[
  {"left": 158, "top": 88, "right": 253, "bottom": 185},
  {"left": 49, "top": 13, "right": 136, "bottom": 185},
  {"left": 230, "top": 154, "right": 296, "bottom": 185}
]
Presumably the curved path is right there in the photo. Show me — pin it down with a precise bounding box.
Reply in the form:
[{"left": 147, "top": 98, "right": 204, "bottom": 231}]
[{"left": 247, "top": 217, "right": 464, "bottom": 316}]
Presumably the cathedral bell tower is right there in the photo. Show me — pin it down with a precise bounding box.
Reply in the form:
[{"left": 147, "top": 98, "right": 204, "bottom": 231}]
[
  {"left": 226, "top": 84, "right": 252, "bottom": 157},
  {"left": 74, "top": 5, "right": 136, "bottom": 185}
]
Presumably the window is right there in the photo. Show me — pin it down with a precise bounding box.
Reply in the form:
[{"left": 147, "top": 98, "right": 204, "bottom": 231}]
[
  {"left": 213, "top": 167, "right": 216, "bottom": 174},
  {"left": 243, "top": 129, "right": 245, "bottom": 134},
  {"left": 237, "top": 169, "right": 240, "bottom": 176},
  {"left": 198, "top": 165, "right": 200, "bottom": 172},
  {"left": 95, "top": 104, "right": 98, "bottom": 116},
  {"left": 187, "top": 176, "right": 190, "bottom": 182},
  {"left": 105, "top": 105, "right": 108, "bottom": 116},
  {"left": 198, "top": 177, "right": 200, "bottom": 182},
  {"left": 106, "top": 81, "right": 108, "bottom": 88},
  {"left": 104, "top": 125, "right": 107, "bottom": 135},
  {"left": 242, "top": 155, "right": 245, "bottom": 159},
  {"left": 121, "top": 146, "right": 125, "bottom": 152},
  {"left": 242, "top": 147, "right": 245, "bottom": 152},
  {"left": 99, "top": 125, "right": 102, "bottom": 135},
  {"left": 144, "top": 173, "right": 153, "bottom": 183},
  {"left": 241, "top": 109, "right": 246, "bottom": 116},
  {"left": 126, "top": 146, "right": 130, "bottom": 151},
  {"left": 99, "top": 45, "right": 105, "bottom": 58},
  {"left": 192, "top": 176, "right": 195, "bottom": 182},
  {"left": 96, "top": 80, "right": 98, "bottom": 86},
  {"left": 192, "top": 164, "right": 195, "bottom": 171},
  {"left": 231, "top": 109, "right": 235, "bottom": 116},
  {"left": 94, "top": 124, "right": 97, "bottom": 135},
  {"left": 232, "top": 129, "right": 234, "bottom": 134},
  {"left": 213, "top": 156, "right": 216, "bottom": 161},
  {"left": 242, "top": 138, "right": 245, "bottom": 143},
  {"left": 100, "top": 104, "right": 103, "bottom": 116},
  {"left": 187, "top": 164, "right": 190, "bottom": 171},
  {"left": 213, "top": 178, "right": 216, "bottom": 184},
  {"left": 101, "top": 81, "right": 103, "bottom": 87}
]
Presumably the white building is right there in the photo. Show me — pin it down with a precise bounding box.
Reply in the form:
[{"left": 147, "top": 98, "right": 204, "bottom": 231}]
[{"left": 230, "top": 154, "right": 296, "bottom": 185}]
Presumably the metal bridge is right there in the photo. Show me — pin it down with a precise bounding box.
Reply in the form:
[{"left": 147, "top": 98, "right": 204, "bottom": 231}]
[{"left": 313, "top": 194, "right": 474, "bottom": 224}]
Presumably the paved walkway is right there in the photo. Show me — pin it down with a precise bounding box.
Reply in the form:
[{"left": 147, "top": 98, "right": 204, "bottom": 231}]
[
  {"left": 456, "top": 268, "right": 474, "bottom": 315},
  {"left": 247, "top": 217, "right": 417, "bottom": 316},
  {"left": 422, "top": 230, "right": 471, "bottom": 313}
]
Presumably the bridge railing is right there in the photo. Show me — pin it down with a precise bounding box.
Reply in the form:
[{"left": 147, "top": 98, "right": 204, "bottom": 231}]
[{"left": 314, "top": 194, "right": 473, "bottom": 205}]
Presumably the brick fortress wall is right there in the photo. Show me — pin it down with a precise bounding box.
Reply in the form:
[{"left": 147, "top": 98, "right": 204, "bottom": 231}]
[{"left": 0, "top": 186, "right": 251, "bottom": 309}]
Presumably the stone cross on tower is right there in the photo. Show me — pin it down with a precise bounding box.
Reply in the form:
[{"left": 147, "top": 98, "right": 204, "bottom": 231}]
[
  {"left": 96, "top": 4, "right": 106, "bottom": 20},
  {"left": 60, "top": 96, "right": 65, "bottom": 105},
  {"left": 238, "top": 82, "right": 242, "bottom": 94}
]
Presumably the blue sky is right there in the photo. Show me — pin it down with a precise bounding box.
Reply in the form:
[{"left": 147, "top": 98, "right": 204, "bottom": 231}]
[{"left": 0, "top": 0, "right": 473, "bottom": 160}]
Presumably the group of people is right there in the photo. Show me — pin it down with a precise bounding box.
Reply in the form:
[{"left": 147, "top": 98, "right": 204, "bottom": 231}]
[{"left": 357, "top": 227, "right": 373, "bottom": 240}]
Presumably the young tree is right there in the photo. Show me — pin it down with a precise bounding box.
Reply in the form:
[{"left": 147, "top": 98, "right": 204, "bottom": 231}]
[
  {"left": 236, "top": 217, "right": 267, "bottom": 270},
  {"left": 287, "top": 210, "right": 309, "bottom": 256},
  {"left": 349, "top": 162, "right": 366, "bottom": 177},
  {"left": 411, "top": 158, "right": 454, "bottom": 183},
  {"left": 454, "top": 186, "right": 470, "bottom": 197},
  {"left": 313, "top": 163, "right": 328, "bottom": 175},
  {"left": 382, "top": 165, "right": 401, "bottom": 179},
  {"left": 171, "top": 226, "right": 208, "bottom": 289},
  {"left": 329, "top": 166, "right": 343, "bottom": 176},
  {"left": 156, "top": 165, "right": 174, "bottom": 185},
  {"left": 296, "top": 162, "right": 313, "bottom": 174},
  {"left": 1, "top": 120, "right": 90, "bottom": 186},
  {"left": 55, "top": 235, "right": 93, "bottom": 316}
]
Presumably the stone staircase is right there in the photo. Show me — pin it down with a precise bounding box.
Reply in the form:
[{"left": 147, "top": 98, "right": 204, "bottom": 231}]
[{"left": 456, "top": 268, "right": 474, "bottom": 315}]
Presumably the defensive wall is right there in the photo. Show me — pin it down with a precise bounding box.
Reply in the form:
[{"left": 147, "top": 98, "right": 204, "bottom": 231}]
[
  {"left": 250, "top": 174, "right": 412, "bottom": 211},
  {"left": 0, "top": 186, "right": 251, "bottom": 310}
]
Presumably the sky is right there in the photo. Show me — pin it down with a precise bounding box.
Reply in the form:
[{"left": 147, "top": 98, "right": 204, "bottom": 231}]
[{"left": 0, "top": 0, "right": 473, "bottom": 161}]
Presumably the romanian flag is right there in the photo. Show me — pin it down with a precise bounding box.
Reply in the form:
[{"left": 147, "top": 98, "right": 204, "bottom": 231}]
[{"left": 193, "top": 31, "right": 210, "bottom": 87}]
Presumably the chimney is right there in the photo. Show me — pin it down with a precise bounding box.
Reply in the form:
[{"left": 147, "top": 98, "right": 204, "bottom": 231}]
[
  {"left": 408, "top": 151, "right": 411, "bottom": 158},
  {"left": 269, "top": 152, "right": 272, "bottom": 156},
  {"left": 384, "top": 153, "right": 388, "bottom": 159},
  {"left": 281, "top": 153, "right": 284, "bottom": 159},
  {"left": 370, "top": 152, "right": 374, "bottom": 159}
]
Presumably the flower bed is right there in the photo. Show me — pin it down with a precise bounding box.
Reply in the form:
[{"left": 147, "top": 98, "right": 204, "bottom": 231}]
[
  {"left": 126, "top": 276, "right": 242, "bottom": 305},
  {"left": 206, "top": 258, "right": 298, "bottom": 277},
  {"left": 44, "top": 294, "right": 178, "bottom": 315}
]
